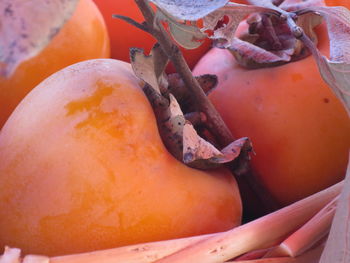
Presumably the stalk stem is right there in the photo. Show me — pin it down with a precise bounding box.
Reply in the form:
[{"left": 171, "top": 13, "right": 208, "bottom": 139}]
[{"left": 134, "top": 0, "right": 234, "bottom": 147}]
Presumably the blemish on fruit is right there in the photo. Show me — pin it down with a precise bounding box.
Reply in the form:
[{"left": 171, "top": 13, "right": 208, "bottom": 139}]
[
  {"left": 323, "top": 98, "right": 330, "bottom": 103},
  {"left": 291, "top": 73, "right": 303, "bottom": 82},
  {"left": 65, "top": 81, "right": 114, "bottom": 116}
]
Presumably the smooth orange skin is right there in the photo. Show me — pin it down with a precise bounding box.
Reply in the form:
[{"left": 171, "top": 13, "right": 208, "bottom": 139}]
[
  {"left": 93, "top": 0, "right": 211, "bottom": 72},
  {"left": 0, "top": 0, "right": 110, "bottom": 128},
  {"left": 325, "top": 0, "right": 350, "bottom": 8},
  {"left": 193, "top": 23, "right": 350, "bottom": 206},
  {"left": 0, "top": 59, "right": 242, "bottom": 256}
]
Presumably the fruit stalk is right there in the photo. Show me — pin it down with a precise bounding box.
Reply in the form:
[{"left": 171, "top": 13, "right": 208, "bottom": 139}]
[{"left": 134, "top": 0, "right": 234, "bottom": 147}]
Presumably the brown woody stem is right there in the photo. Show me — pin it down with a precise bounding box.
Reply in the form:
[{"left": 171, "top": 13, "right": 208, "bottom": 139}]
[{"left": 134, "top": 0, "right": 233, "bottom": 147}]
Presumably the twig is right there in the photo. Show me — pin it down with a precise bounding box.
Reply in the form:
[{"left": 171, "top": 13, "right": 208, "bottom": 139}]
[
  {"left": 113, "top": 15, "right": 150, "bottom": 33},
  {"left": 134, "top": 0, "right": 234, "bottom": 147}
]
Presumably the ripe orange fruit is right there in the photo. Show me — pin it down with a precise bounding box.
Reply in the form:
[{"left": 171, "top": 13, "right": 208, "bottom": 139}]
[
  {"left": 0, "top": 59, "right": 242, "bottom": 256},
  {"left": 193, "top": 11, "right": 350, "bottom": 206},
  {"left": 0, "top": 0, "right": 110, "bottom": 128},
  {"left": 325, "top": 0, "right": 350, "bottom": 8}
]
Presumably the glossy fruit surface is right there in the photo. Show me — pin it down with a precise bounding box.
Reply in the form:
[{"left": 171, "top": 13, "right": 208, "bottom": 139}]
[
  {"left": 0, "top": 0, "right": 110, "bottom": 128},
  {"left": 193, "top": 21, "right": 350, "bottom": 206},
  {"left": 0, "top": 59, "right": 242, "bottom": 256},
  {"left": 93, "top": 0, "right": 211, "bottom": 71}
]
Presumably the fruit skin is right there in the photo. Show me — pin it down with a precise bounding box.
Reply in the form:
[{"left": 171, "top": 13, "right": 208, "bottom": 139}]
[
  {"left": 0, "top": 59, "right": 242, "bottom": 256},
  {"left": 193, "top": 21, "right": 350, "bottom": 206},
  {"left": 93, "top": 0, "right": 211, "bottom": 72},
  {"left": 325, "top": 0, "right": 350, "bottom": 8},
  {"left": 0, "top": 0, "right": 110, "bottom": 128}
]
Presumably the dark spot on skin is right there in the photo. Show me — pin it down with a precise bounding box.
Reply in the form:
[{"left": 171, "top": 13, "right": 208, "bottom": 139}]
[
  {"left": 20, "top": 18, "right": 26, "bottom": 30},
  {"left": 48, "top": 27, "right": 60, "bottom": 39},
  {"left": 323, "top": 98, "right": 330, "bottom": 103},
  {"left": 183, "top": 152, "right": 194, "bottom": 163},
  {"left": 9, "top": 41, "right": 17, "bottom": 48},
  {"left": 4, "top": 4, "right": 13, "bottom": 16}
]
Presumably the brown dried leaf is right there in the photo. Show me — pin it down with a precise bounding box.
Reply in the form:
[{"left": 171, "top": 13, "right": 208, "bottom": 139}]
[
  {"left": 161, "top": 94, "right": 186, "bottom": 161},
  {"left": 183, "top": 123, "right": 251, "bottom": 169},
  {"left": 202, "top": 3, "right": 276, "bottom": 48},
  {"left": 149, "top": 0, "right": 229, "bottom": 21},
  {"left": 319, "top": 156, "right": 350, "bottom": 263},
  {"left": 156, "top": 10, "right": 207, "bottom": 49},
  {"left": 130, "top": 44, "right": 169, "bottom": 94},
  {"left": 168, "top": 73, "right": 217, "bottom": 112},
  {"left": 213, "top": 137, "right": 252, "bottom": 163},
  {"left": 296, "top": 12, "right": 323, "bottom": 45},
  {"left": 229, "top": 37, "right": 293, "bottom": 68},
  {"left": 0, "top": 0, "right": 79, "bottom": 77},
  {"left": 183, "top": 122, "right": 222, "bottom": 165}
]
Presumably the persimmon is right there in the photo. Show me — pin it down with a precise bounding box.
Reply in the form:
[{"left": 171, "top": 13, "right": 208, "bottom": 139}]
[
  {"left": 193, "top": 9, "right": 350, "bottom": 206},
  {"left": 0, "top": 59, "right": 242, "bottom": 256},
  {"left": 0, "top": 0, "right": 110, "bottom": 128},
  {"left": 93, "top": 0, "right": 212, "bottom": 72},
  {"left": 325, "top": 0, "right": 350, "bottom": 8}
]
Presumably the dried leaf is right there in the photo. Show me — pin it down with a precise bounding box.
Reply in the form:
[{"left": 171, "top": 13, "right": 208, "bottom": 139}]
[
  {"left": 229, "top": 37, "right": 292, "bottom": 68},
  {"left": 155, "top": 92, "right": 186, "bottom": 161},
  {"left": 202, "top": 3, "right": 275, "bottom": 47},
  {"left": 183, "top": 123, "right": 251, "bottom": 169},
  {"left": 247, "top": 0, "right": 278, "bottom": 9},
  {"left": 156, "top": 10, "right": 207, "bottom": 49},
  {"left": 311, "top": 6, "right": 350, "bottom": 63},
  {"left": 319, "top": 156, "right": 350, "bottom": 263},
  {"left": 149, "top": 0, "right": 229, "bottom": 21},
  {"left": 130, "top": 44, "right": 169, "bottom": 94},
  {"left": 212, "top": 137, "right": 252, "bottom": 163},
  {"left": 296, "top": 12, "right": 323, "bottom": 45},
  {"left": 301, "top": 6, "right": 350, "bottom": 114},
  {"left": 279, "top": 0, "right": 326, "bottom": 11},
  {"left": 0, "top": 0, "right": 79, "bottom": 77},
  {"left": 168, "top": 73, "right": 217, "bottom": 112},
  {"left": 183, "top": 122, "right": 222, "bottom": 164}
]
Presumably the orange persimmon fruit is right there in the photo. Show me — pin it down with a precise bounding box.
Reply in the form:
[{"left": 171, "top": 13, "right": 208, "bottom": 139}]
[
  {"left": 0, "top": 59, "right": 242, "bottom": 256},
  {"left": 0, "top": 0, "right": 110, "bottom": 128},
  {"left": 193, "top": 8, "right": 350, "bottom": 206}
]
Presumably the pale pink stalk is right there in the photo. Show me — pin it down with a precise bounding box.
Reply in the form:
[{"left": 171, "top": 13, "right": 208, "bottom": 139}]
[
  {"left": 153, "top": 181, "right": 343, "bottom": 263},
  {"left": 265, "top": 196, "right": 338, "bottom": 257},
  {"left": 50, "top": 233, "right": 213, "bottom": 263},
  {"left": 228, "top": 243, "right": 324, "bottom": 263}
]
